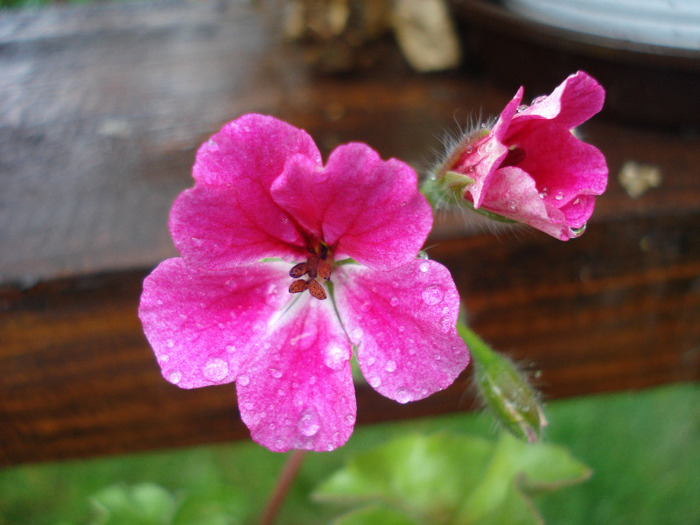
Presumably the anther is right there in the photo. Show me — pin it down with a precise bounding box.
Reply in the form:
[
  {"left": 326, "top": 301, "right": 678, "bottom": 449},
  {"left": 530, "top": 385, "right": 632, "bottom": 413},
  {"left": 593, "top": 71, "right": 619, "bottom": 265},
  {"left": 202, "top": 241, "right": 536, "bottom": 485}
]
[
  {"left": 289, "top": 262, "right": 308, "bottom": 278},
  {"left": 318, "top": 260, "right": 332, "bottom": 280},
  {"left": 289, "top": 279, "right": 308, "bottom": 294},
  {"left": 307, "top": 279, "right": 327, "bottom": 300}
]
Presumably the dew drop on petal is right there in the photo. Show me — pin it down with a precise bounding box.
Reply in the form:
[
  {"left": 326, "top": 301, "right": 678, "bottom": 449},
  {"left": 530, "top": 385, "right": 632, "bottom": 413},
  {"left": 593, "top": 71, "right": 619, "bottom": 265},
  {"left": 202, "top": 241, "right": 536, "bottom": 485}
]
[
  {"left": 367, "top": 356, "right": 376, "bottom": 367},
  {"left": 390, "top": 297, "right": 399, "bottom": 307},
  {"left": 225, "top": 344, "right": 236, "bottom": 353},
  {"left": 203, "top": 358, "right": 229, "bottom": 381},
  {"left": 166, "top": 339, "right": 175, "bottom": 348},
  {"left": 298, "top": 407, "right": 320, "bottom": 437},
  {"left": 420, "top": 262, "right": 430, "bottom": 273},
  {"left": 351, "top": 327, "right": 363, "bottom": 340},
  {"left": 345, "top": 413, "right": 356, "bottom": 426},
  {"left": 395, "top": 388, "right": 412, "bottom": 404},
  {"left": 237, "top": 374, "right": 250, "bottom": 386},
  {"left": 368, "top": 376, "right": 381, "bottom": 388},
  {"left": 555, "top": 191, "right": 565, "bottom": 200},
  {"left": 168, "top": 371, "right": 182, "bottom": 384},
  {"left": 324, "top": 343, "right": 347, "bottom": 371},
  {"left": 422, "top": 285, "right": 444, "bottom": 306},
  {"left": 384, "top": 360, "right": 397, "bottom": 373},
  {"left": 269, "top": 368, "right": 283, "bottom": 379}
]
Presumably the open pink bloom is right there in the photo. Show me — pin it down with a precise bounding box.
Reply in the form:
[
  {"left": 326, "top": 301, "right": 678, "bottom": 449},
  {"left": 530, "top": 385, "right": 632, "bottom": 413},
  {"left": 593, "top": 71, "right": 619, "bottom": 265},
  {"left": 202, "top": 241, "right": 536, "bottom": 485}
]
[
  {"left": 442, "top": 71, "right": 607, "bottom": 240},
  {"left": 139, "top": 114, "right": 469, "bottom": 452}
]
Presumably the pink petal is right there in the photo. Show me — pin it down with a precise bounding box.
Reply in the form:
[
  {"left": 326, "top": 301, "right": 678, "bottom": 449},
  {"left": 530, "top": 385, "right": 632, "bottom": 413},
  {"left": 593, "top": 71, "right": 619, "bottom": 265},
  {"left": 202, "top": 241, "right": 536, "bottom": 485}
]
[
  {"left": 505, "top": 120, "right": 608, "bottom": 202},
  {"left": 480, "top": 166, "right": 572, "bottom": 240},
  {"left": 235, "top": 297, "right": 356, "bottom": 452},
  {"left": 457, "top": 89, "right": 521, "bottom": 208},
  {"left": 170, "top": 185, "right": 306, "bottom": 270},
  {"left": 139, "top": 258, "right": 293, "bottom": 389},
  {"left": 513, "top": 71, "right": 605, "bottom": 130},
  {"left": 333, "top": 260, "right": 469, "bottom": 403},
  {"left": 271, "top": 143, "right": 433, "bottom": 270},
  {"left": 193, "top": 114, "right": 322, "bottom": 187}
]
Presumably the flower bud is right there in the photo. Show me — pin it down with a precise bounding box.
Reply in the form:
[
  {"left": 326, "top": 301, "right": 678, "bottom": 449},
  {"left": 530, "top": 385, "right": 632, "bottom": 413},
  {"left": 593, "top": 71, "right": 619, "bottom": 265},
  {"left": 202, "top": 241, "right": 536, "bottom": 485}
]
[
  {"left": 426, "top": 71, "right": 608, "bottom": 241},
  {"left": 458, "top": 324, "right": 547, "bottom": 442}
]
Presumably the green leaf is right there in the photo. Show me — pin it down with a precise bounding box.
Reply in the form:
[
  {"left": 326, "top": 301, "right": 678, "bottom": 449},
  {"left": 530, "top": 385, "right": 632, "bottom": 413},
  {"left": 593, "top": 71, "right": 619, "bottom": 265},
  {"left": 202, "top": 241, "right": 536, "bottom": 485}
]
[
  {"left": 89, "top": 483, "right": 177, "bottom": 525},
  {"left": 333, "top": 504, "right": 419, "bottom": 525},
  {"left": 314, "top": 432, "right": 591, "bottom": 525}
]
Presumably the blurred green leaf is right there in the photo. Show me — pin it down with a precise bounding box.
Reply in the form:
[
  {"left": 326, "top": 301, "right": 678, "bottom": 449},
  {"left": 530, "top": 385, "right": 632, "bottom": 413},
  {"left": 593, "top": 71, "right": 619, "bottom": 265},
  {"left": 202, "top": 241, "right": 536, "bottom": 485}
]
[
  {"left": 314, "top": 432, "right": 591, "bottom": 525},
  {"left": 332, "top": 504, "right": 418, "bottom": 525},
  {"left": 89, "top": 483, "right": 177, "bottom": 525}
]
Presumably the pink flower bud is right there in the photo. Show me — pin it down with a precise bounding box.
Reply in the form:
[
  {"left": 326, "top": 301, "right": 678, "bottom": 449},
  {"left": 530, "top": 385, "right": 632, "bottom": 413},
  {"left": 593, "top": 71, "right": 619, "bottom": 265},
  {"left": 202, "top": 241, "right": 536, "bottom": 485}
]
[{"left": 432, "top": 71, "right": 608, "bottom": 240}]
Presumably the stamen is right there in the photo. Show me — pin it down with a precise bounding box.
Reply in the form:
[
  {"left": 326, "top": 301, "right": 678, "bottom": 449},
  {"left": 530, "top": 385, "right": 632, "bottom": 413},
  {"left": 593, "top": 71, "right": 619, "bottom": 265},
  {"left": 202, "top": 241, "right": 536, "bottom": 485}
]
[
  {"left": 318, "top": 260, "right": 332, "bottom": 280},
  {"left": 306, "top": 254, "right": 319, "bottom": 279},
  {"left": 289, "top": 262, "right": 308, "bottom": 278},
  {"left": 307, "top": 279, "right": 327, "bottom": 300},
  {"left": 289, "top": 279, "right": 308, "bottom": 294}
]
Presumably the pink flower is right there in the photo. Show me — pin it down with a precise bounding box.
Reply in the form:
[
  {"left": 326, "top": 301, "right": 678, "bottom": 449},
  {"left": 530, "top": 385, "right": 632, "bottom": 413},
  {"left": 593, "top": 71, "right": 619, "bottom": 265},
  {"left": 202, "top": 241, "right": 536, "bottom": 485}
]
[
  {"left": 436, "top": 71, "right": 608, "bottom": 240},
  {"left": 139, "top": 114, "right": 469, "bottom": 452}
]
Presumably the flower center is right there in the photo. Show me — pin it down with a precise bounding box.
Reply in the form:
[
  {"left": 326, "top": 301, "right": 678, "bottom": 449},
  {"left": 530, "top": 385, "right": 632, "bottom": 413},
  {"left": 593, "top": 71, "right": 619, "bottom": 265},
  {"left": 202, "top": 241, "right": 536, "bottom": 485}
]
[
  {"left": 288, "top": 244, "right": 332, "bottom": 300},
  {"left": 500, "top": 146, "right": 526, "bottom": 168}
]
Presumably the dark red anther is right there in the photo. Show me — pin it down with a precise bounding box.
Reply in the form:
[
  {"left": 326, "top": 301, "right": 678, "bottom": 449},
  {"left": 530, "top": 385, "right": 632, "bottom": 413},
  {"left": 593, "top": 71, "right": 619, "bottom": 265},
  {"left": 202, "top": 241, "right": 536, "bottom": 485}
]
[
  {"left": 289, "top": 279, "right": 308, "bottom": 294},
  {"left": 307, "top": 278, "right": 327, "bottom": 300},
  {"left": 289, "top": 262, "right": 308, "bottom": 278},
  {"left": 318, "top": 260, "right": 332, "bottom": 280}
]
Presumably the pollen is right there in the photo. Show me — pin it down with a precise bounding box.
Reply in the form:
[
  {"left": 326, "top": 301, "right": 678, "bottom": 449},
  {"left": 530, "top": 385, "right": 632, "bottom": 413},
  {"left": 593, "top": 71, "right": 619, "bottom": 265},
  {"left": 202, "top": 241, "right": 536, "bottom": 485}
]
[{"left": 288, "top": 245, "right": 332, "bottom": 300}]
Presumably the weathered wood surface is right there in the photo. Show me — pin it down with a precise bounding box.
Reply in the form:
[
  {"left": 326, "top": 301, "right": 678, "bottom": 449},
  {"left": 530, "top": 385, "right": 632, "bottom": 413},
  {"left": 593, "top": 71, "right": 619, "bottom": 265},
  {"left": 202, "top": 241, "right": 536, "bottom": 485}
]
[{"left": 1, "top": 0, "right": 699, "bottom": 465}]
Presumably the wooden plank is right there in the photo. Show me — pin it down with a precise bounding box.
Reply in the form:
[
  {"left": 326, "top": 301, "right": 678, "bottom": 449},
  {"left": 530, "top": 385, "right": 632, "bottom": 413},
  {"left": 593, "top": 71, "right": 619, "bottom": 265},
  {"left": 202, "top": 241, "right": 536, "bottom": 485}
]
[{"left": 2, "top": 211, "right": 698, "bottom": 465}]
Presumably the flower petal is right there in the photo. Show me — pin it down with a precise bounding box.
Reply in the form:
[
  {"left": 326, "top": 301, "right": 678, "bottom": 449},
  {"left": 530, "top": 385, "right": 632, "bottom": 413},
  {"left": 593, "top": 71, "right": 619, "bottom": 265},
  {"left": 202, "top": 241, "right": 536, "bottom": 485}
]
[
  {"left": 513, "top": 71, "right": 605, "bottom": 130},
  {"left": 139, "top": 258, "right": 293, "bottom": 389},
  {"left": 236, "top": 297, "right": 356, "bottom": 452},
  {"left": 505, "top": 120, "right": 608, "bottom": 204},
  {"left": 170, "top": 185, "right": 306, "bottom": 270},
  {"left": 457, "top": 89, "right": 521, "bottom": 208},
  {"left": 271, "top": 143, "right": 433, "bottom": 270},
  {"left": 333, "top": 260, "right": 469, "bottom": 403},
  {"left": 193, "top": 113, "right": 322, "bottom": 187},
  {"left": 480, "top": 166, "right": 572, "bottom": 240}
]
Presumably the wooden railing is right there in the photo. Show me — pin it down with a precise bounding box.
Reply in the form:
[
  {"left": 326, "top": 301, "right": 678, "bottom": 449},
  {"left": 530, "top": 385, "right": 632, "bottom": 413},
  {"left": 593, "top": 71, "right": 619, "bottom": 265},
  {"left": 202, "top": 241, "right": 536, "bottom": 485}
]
[{"left": 1, "top": 0, "right": 698, "bottom": 466}]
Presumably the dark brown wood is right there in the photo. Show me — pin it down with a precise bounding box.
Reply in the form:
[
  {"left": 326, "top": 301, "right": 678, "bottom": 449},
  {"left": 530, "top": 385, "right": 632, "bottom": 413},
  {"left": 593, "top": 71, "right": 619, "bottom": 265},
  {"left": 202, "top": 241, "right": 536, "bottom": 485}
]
[{"left": 1, "top": 1, "right": 699, "bottom": 465}]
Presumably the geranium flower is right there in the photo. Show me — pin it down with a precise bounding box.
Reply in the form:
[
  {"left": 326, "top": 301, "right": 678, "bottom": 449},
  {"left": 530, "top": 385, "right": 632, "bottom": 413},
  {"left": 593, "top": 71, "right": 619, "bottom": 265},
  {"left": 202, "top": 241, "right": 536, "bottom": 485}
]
[
  {"left": 433, "top": 71, "right": 608, "bottom": 240},
  {"left": 139, "top": 114, "right": 469, "bottom": 452}
]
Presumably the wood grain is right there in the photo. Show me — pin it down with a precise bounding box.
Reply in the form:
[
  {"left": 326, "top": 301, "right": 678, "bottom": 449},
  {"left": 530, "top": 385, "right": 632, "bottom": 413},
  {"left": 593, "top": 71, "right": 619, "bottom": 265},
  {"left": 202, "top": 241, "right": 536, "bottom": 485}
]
[{"left": 1, "top": 1, "right": 698, "bottom": 465}]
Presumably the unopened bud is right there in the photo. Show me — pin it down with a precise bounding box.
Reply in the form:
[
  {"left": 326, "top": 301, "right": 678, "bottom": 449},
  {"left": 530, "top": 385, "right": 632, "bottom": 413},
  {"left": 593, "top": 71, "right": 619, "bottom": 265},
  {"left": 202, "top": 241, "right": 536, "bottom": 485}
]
[{"left": 458, "top": 324, "right": 547, "bottom": 442}]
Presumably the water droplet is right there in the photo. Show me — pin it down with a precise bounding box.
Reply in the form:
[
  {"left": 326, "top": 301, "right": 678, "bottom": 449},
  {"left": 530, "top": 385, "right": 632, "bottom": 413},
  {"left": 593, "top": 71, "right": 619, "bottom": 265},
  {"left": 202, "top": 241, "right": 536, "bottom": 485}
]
[
  {"left": 420, "top": 262, "right": 430, "bottom": 273},
  {"left": 408, "top": 347, "right": 416, "bottom": 355},
  {"left": 351, "top": 327, "right": 363, "bottom": 340},
  {"left": 324, "top": 343, "right": 348, "bottom": 371},
  {"left": 225, "top": 344, "right": 236, "bottom": 353},
  {"left": 368, "top": 376, "right": 381, "bottom": 388},
  {"left": 166, "top": 339, "right": 175, "bottom": 348},
  {"left": 168, "top": 371, "right": 182, "bottom": 384},
  {"left": 538, "top": 187, "right": 549, "bottom": 199},
  {"left": 367, "top": 356, "right": 376, "bottom": 367},
  {"left": 281, "top": 217, "right": 288, "bottom": 224},
  {"left": 298, "top": 408, "right": 320, "bottom": 437},
  {"left": 309, "top": 375, "right": 317, "bottom": 385},
  {"left": 554, "top": 191, "right": 565, "bottom": 200},
  {"left": 203, "top": 358, "right": 229, "bottom": 381},
  {"left": 269, "top": 368, "right": 283, "bottom": 379},
  {"left": 237, "top": 374, "right": 250, "bottom": 386},
  {"left": 156, "top": 299, "right": 163, "bottom": 306},
  {"left": 422, "top": 285, "right": 444, "bottom": 306},
  {"left": 572, "top": 224, "right": 587, "bottom": 237},
  {"left": 398, "top": 325, "right": 406, "bottom": 333},
  {"left": 191, "top": 237, "right": 204, "bottom": 247},
  {"left": 243, "top": 401, "right": 253, "bottom": 411},
  {"left": 345, "top": 413, "right": 356, "bottom": 426},
  {"left": 440, "top": 316, "right": 453, "bottom": 333},
  {"left": 395, "top": 389, "right": 412, "bottom": 404},
  {"left": 160, "top": 354, "right": 170, "bottom": 363},
  {"left": 507, "top": 200, "right": 517, "bottom": 211},
  {"left": 390, "top": 297, "right": 399, "bottom": 307},
  {"left": 384, "top": 360, "right": 397, "bottom": 373}
]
